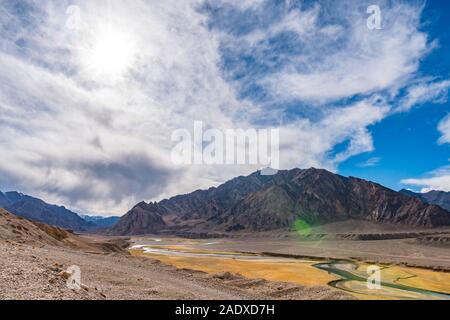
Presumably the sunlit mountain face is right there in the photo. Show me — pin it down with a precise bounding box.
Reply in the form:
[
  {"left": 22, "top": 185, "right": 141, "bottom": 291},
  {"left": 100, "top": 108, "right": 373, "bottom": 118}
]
[{"left": 0, "top": 0, "right": 449, "bottom": 217}]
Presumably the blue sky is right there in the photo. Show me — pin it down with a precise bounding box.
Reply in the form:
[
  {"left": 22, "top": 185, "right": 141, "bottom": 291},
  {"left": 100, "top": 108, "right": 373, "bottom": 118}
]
[
  {"left": 340, "top": 0, "right": 450, "bottom": 191},
  {"left": 0, "top": 0, "right": 449, "bottom": 215},
  {"left": 204, "top": 0, "right": 450, "bottom": 192}
]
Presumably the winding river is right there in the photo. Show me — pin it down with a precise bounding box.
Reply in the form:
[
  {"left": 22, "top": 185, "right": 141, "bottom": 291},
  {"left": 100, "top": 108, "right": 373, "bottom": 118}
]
[
  {"left": 131, "top": 242, "right": 450, "bottom": 300},
  {"left": 315, "top": 261, "right": 450, "bottom": 300}
]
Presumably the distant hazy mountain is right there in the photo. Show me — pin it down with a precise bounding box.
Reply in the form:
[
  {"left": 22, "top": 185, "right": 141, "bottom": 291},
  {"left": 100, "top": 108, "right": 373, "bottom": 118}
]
[
  {"left": 0, "top": 190, "right": 93, "bottom": 231},
  {"left": 0, "top": 190, "right": 118, "bottom": 231},
  {"left": 81, "top": 215, "right": 120, "bottom": 228},
  {"left": 400, "top": 189, "right": 450, "bottom": 211},
  {"left": 0, "top": 192, "right": 10, "bottom": 208},
  {"left": 110, "top": 168, "right": 450, "bottom": 236}
]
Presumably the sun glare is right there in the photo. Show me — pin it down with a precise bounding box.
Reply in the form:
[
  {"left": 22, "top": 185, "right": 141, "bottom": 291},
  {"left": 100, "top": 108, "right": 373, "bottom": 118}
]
[{"left": 84, "top": 26, "right": 136, "bottom": 79}]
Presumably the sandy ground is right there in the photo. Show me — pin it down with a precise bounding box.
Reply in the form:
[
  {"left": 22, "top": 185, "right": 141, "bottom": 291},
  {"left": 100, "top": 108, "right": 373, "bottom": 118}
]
[{"left": 0, "top": 240, "right": 349, "bottom": 300}]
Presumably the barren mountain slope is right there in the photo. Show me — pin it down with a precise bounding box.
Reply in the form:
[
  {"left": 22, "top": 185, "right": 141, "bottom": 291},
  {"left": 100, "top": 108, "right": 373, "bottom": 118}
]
[{"left": 111, "top": 168, "right": 450, "bottom": 235}]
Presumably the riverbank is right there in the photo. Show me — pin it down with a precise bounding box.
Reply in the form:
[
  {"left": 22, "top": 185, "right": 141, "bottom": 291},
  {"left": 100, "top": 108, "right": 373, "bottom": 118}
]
[{"left": 130, "top": 238, "right": 450, "bottom": 300}]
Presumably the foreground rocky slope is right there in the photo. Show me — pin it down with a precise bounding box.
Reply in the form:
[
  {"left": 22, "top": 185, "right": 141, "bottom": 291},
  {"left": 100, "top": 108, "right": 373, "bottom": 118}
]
[
  {"left": 0, "top": 209, "right": 128, "bottom": 253},
  {"left": 0, "top": 240, "right": 349, "bottom": 300},
  {"left": 111, "top": 168, "right": 450, "bottom": 235}
]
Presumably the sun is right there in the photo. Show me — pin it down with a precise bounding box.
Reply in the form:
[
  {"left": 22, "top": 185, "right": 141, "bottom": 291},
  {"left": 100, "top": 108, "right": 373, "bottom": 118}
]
[{"left": 83, "top": 26, "right": 136, "bottom": 79}]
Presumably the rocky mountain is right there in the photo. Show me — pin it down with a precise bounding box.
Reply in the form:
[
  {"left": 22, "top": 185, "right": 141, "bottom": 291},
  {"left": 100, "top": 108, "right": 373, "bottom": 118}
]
[
  {"left": 400, "top": 189, "right": 450, "bottom": 211},
  {"left": 0, "top": 191, "right": 11, "bottom": 208},
  {"left": 0, "top": 191, "right": 93, "bottom": 231},
  {"left": 0, "top": 191, "right": 9, "bottom": 208},
  {"left": 110, "top": 168, "right": 450, "bottom": 236},
  {"left": 0, "top": 190, "right": 116, "bottom": 231},
  {"left": 110, "top": 202, "right": 167, "bottom": 235},
  {"left": 80, "top": 215, "right": 120, "bottom": 228}
]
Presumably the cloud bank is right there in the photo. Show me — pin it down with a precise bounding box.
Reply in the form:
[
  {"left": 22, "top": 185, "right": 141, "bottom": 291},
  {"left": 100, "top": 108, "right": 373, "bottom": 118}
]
[
  {"left": 438, "top": 114, "right": 450, "bottom": 145},
  {"left": 0, "top": 0, "right": 448, "bottom": 214},
  {"left": 402, "top": 166, "right": 450, "bottom": 193}
]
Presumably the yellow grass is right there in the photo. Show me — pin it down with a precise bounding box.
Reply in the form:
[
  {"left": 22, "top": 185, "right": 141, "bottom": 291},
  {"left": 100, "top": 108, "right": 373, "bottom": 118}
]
[
  {"left": 354, "top": 263, "right": 450, "bottom": 296},
  {"left": 131, "top": 244, "right": 450, "bottom": 300},
  {"left": 394, "top": 267, "right": 450, "bottom": 294},
  {"left": 131, "top": 249, "right": 336, "bottom": 286},
  {"left": 150, "top": 245, "right": 249, "bottom": 256},
  {"left": 337, "top": 281, "right": 440, "bottom": 300}
]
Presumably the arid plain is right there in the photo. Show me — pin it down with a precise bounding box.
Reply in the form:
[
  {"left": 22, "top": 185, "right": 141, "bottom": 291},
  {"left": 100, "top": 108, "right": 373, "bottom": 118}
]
[
  {"left": 2, "top": 208, "right": 450, "bottom": 300},
  {"left": 129, "top": 221, "right": 450, "bottom": 300}
]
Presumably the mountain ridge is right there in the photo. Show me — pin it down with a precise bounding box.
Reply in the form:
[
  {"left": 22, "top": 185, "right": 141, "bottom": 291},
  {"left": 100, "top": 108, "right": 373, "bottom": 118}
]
[
  {"left": 0, "top": 190, "right": 118, "bottom": 231},
  {"left": 400, "top": 189, "right": 450, "bottom": 211},
  {"left": 110, "top": 168, "right": 450, "bottom": 236}
]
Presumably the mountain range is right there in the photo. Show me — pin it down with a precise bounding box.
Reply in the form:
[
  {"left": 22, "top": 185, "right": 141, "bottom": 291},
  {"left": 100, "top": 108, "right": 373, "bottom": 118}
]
[
  {"left": 3, "top": 169, "right": 449, "bottom": 236},
  {"left": 81, "top": 215, "right": 120, "bottom": 228},
  {"left": 0, "top": 190, "right": 118, "bottom": 231},
  {"left": 110, "top": 168, "right": 450, "bottom": 236},
  {"left": 400, "top": 189, "right": 450, "bottom": 211}
]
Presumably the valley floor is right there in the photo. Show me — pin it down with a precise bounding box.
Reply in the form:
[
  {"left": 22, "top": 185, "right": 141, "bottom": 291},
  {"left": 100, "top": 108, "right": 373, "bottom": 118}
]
[
  {"left": 2, "top": 221, "right": 450, "bottom": 300},
  {"left": 199, "top": 234, "right": 450, "bottom": 270},
  {"left": 130, "top": 235, "right": 450, "bottom": 300},
  {"left": 0, "top": 239, "right": 348, "bottom": 300}
]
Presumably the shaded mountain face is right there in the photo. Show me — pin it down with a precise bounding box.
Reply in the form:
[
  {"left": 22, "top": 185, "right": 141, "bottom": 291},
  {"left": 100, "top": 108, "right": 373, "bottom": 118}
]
[
  {"left": 1, "top": 190, "right": 125, "bottom": 232},
  {"left": 81, "top": 215, "right": 120, "bottom": 228},
  {"left": 0, "top": 191, "right": 92, "bottom": 231},
  {"left": 110, "top": 168, "right": 450, "bottom": 236},
  {"left": 400, "top": 189, "right": 450, "bottom": 211},
  {"left": 110, "top": 202, "right": 167, "bottom": 235},
  {"left": 0, "top": 191, "right": 9, "bottom": 208}
]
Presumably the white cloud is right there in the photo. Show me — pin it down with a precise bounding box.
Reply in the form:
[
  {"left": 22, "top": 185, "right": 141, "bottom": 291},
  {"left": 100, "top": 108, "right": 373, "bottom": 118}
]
[
  {"left": 403, "top": 112, "right": 450, "bottom": 193},
  {"left": 402, "top": 166, "right": 450, "bottom": 192},
  {"left": 399, "top": 80, "right": 450, "bottom": 112},
  {"left": 358, "top": 157, "right": 381, "bottom": 168},
  {"left": 258, "top": 1, "right": 429, "bottom": 103},
  {"left": 438, "top": 114, "right": 450, "bottom": 145},
  {"left": 0, "top": 0, "right": 248, "bottom": 214},
  {"left": 277, "top": 98, "right": 389, "bottom": 169},
  {"left": 0, "top": 0, "right": 447, "bottom": 215}
]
